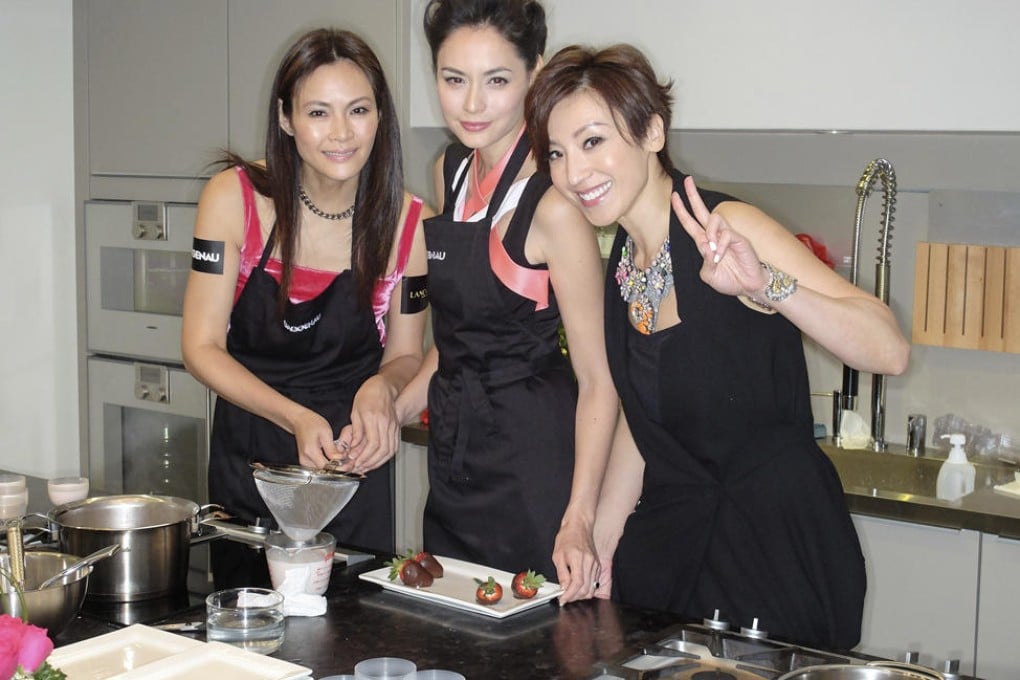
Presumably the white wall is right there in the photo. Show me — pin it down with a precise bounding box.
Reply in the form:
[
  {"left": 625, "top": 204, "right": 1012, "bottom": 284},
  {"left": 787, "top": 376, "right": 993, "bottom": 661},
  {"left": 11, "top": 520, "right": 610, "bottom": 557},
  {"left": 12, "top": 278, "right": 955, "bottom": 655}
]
[
  {"left": 0, "top": 0, "right": 80, "bottom": 478},
  {"left": 409, "top": 0, "right": 1020, "bottom": 131}
]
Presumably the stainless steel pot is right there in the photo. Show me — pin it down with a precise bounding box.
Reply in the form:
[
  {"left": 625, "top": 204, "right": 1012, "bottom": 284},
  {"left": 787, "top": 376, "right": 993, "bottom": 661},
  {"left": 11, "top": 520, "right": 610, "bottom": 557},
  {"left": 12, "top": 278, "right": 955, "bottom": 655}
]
[
  {"left": 777, "top": 663, "right": 944, "bottom": 680},
  {"left": 46, "top": 495, "right": 202, "bottom": 602}
]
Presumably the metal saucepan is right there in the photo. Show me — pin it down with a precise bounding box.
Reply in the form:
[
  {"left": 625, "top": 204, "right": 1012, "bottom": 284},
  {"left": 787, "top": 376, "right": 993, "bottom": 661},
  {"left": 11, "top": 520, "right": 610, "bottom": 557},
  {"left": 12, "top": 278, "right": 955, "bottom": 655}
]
[
  {"left": 46, "top": 495, "right": 216, "bottom": 602},
  {"left": 777, "top": 662, "right": 944, "bottom": 680}
]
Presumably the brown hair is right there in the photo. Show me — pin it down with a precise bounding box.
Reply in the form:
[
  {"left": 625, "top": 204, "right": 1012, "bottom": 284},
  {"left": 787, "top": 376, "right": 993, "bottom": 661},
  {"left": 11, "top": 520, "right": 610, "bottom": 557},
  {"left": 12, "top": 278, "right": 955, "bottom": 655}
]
[
  {"left": 228, "top": 28, "right": 402, "bottom": 311},
  {"left": 525, "top": 43, "right": 674, "bottom": 175}
]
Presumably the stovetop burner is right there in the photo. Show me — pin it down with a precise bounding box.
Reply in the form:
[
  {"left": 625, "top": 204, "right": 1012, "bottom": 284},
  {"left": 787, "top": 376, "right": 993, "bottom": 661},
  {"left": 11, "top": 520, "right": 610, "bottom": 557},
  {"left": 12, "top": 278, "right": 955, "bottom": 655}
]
[
  {"left": 589, "top": 620, "right": 862, "bottom": 680},
  {"left": 79, "top": 591, "right": 206, "bottom": 627}
]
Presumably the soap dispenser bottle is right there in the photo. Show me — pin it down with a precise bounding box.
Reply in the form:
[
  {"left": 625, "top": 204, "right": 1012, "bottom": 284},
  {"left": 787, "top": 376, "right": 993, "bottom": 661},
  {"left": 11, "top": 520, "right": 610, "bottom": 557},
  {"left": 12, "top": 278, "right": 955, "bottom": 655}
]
[{"left": 936, "top": 433, "right": 976, "bottom": 501}]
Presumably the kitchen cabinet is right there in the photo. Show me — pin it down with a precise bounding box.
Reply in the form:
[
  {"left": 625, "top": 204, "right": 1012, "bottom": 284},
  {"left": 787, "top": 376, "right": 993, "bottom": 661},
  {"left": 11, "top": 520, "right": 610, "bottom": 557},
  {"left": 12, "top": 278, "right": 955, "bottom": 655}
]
[
  {"left": 976, "top": 533, "right": 1020, "bottom": 680},
  {"left": 407, "top": 0, "right": 1020, "bottom": 132},
  {"left": 86, "top": 0, "right": 228, "bottom": 201},
  {"left": 82, "top": 0, "right": 399, "bottom": 202},
  {"left": 394, "top": 438, "right": 429, "bottom": 552},
  {"left": 852, "top": 514, "right": 978, "bottom": 675},
  {"left": 226, "top": 0, "right": 399, "bottom": 161}
]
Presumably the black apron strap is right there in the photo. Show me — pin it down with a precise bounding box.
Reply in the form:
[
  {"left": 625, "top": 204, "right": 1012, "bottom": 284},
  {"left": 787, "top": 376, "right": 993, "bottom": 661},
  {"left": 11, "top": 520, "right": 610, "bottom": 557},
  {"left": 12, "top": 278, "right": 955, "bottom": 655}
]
[{"left": 482, "top": 134, "right": 532, "bottom": 221}]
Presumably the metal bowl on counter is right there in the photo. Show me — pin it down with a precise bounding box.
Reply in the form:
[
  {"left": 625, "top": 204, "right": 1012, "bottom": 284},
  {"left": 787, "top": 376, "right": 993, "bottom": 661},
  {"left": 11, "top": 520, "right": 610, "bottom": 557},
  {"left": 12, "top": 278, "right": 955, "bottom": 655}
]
[
  {"left": 2, "top": 551, "right": 91, "bottom": 636},
  {"left": 777, "top": 662, "right": 944, "bottom": 680},
  {"left": 46, "top": 495, "right": 208, "bottom": 602}
]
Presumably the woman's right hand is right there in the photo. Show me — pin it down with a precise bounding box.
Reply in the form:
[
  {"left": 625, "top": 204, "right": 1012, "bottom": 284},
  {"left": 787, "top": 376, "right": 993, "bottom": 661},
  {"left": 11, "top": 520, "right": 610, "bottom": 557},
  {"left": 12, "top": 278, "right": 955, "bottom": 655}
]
[{"left": 290, "top": 408, "right": 342, "bottom": 469}]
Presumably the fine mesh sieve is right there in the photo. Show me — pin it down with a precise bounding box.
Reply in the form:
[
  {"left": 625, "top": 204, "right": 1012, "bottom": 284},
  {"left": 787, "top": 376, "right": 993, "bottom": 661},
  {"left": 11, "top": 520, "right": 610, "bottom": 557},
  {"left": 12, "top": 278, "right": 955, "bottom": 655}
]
[{"left": 251, "top": 462, "right": 362, "bottom": 542}]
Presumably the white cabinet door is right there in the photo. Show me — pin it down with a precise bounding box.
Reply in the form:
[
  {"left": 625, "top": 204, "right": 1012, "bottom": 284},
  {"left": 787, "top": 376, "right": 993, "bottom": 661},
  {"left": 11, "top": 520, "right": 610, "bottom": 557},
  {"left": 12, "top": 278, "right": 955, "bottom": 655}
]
[
  {"left": 227, "top": 0, "right": 399, "bottom": 160},
  {"left": 394, "top": 440, "right": 429, "bottom": 552},
  {"left": 976, "top": 533, "right": 1020, "bottom": 680},
  {"left": 852, "top": 514, "right": 978, "bottom": 675},
  {"left": 87, "top": 0, "right": 228, "bottom": 182}
]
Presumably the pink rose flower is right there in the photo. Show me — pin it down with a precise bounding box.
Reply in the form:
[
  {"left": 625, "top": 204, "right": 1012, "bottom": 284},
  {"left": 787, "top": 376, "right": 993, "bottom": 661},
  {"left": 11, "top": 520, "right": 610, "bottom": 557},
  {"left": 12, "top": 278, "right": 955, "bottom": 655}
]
[
  {"left": 16, "top": 622, "right": 53, "bottom": 672},
  {"left": 0, "top": 615, "right": 23, "bottom": 678},
  {"left": 0, "top": 634, "right": 19, "bottom": 680},
  {"left": 0, "top": 614, "right": 55, "bottom": 676}
]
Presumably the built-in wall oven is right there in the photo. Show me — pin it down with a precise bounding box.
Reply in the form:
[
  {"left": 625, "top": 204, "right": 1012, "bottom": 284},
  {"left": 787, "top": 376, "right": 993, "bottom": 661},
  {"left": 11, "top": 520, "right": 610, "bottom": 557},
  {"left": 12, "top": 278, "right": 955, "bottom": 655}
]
[{"left": 84, "top": 200, "right": 212, "bottom": 591}]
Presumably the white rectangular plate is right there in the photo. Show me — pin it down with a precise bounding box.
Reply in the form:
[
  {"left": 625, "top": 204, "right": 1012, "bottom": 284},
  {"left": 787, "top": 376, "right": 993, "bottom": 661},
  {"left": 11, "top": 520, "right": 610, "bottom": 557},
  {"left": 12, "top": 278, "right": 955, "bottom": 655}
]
[
  {"left": 359, "top": 555, "right": 563, "bottom": 619},
  {"left": 49, "top": 624, "right": 204, "bottom": 679},
  {"left": 113, "top": 642, "right": 311, "bottom": 680},
  {"left": 49, "top": 625, "right": 310, "bottom": 680}
]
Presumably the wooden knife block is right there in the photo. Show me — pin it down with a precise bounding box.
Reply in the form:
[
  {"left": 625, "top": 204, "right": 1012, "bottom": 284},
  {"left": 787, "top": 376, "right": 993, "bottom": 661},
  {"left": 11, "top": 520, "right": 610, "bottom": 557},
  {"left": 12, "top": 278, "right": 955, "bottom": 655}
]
[{"left": 912, "top": 242, "right": 1020, "bottom": 353}]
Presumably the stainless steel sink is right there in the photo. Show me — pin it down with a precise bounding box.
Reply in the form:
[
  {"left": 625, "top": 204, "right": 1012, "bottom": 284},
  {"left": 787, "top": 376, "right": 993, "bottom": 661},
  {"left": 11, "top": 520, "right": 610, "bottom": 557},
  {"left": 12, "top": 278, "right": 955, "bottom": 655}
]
[{"left": 819, "top": 441, "right": 1016, "bottom": 500}]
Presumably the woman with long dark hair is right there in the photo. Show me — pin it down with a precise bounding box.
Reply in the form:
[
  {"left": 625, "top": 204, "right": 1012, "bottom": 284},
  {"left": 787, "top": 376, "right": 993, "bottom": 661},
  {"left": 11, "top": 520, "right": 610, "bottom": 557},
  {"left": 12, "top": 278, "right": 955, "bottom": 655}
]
[
  {"left": 389, "top": 0, "right": 617, "bottom": 604},
  {"left": 182, "top": 28, "right": 430, "bottom": 587}
]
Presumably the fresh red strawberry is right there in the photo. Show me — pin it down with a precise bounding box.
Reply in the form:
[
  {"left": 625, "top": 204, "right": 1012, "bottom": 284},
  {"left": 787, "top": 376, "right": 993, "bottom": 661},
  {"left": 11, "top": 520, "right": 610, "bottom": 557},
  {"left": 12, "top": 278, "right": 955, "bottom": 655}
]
[
  {"left": 387, "top": 551, "right": 433, "bottom": 588},
  {"left": 510, "top": 570, "right": 546, "bottom": 599},
  {"left": 474, "top": 576, "right": 502, "bottom": 604},
  {"left": 414, "top": 551, "right": 444, "bottom": 578}
]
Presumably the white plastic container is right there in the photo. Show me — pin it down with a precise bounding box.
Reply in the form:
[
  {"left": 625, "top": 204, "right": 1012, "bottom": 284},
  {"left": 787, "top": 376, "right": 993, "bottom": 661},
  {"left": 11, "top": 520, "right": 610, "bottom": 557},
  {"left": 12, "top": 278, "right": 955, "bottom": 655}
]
[
  {"left": 0, "top": 488, "right": 28, "bottom": 519},
  {"left": 47, "top": 477, "right": 90, "bottom": 506},
  {"left": 0, "top": 474, "right": 26, "bottom": 494},
  {"left": 265, "top": 531, "right": 335, "bottom": 596},
  {"left": 936, "top": 433, "right": 976, "bottom": 501}
]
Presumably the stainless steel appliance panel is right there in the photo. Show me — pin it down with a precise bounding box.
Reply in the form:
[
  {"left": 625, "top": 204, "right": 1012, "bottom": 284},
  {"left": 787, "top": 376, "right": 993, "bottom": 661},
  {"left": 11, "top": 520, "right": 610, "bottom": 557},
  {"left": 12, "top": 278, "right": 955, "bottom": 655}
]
[
  {"left": 86, "top": 356, "right": 209, "bottom": 503},
  {"left": 85, "top": 200, "right": 196, "bottom": 362}
]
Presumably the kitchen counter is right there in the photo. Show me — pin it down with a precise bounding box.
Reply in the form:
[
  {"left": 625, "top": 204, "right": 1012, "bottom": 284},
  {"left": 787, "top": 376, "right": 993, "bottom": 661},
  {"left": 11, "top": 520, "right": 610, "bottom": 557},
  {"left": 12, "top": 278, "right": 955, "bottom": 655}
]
[
  {"left": 56, "top": 558, "right": 683, "bottom": 680},
  {"left": 402, "top": 427, "right": 1020, "bottom": 540},
  {"left": 819, "top": 440, "right": 1020, "bottom": 539}
]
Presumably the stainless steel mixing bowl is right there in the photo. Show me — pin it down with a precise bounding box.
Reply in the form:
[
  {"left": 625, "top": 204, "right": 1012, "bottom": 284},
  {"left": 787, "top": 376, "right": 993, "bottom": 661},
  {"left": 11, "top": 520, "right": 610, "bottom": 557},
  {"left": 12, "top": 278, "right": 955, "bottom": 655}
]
[{"left": 2, "top": 551, "right": 91, "bottom": 637}]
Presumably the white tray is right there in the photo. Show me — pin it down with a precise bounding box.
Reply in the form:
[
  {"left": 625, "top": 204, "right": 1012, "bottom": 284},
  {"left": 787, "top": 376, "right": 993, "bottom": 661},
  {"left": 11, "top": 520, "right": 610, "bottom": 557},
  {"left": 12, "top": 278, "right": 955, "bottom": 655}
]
[
  {"left": 993, "top": 475, "right": 1020, "bottom": 499},
  {"left": 359, "top": 555, "right": 563, "bottom": 619},
  {"left": 49, "top": 624, "right": 310, "bottom": 680}
]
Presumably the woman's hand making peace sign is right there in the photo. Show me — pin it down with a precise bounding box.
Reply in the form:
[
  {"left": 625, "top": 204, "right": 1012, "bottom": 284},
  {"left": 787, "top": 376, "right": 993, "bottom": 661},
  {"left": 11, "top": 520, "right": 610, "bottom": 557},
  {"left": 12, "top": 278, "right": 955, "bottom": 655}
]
[{"left": 670, "top": 175, "right": 768, "bottom": 300}]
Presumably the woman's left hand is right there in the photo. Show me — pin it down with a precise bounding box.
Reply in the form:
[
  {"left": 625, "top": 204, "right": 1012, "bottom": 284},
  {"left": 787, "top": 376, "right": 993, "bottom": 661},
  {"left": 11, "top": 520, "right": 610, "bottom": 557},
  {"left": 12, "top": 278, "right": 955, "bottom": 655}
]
[
  {"left": 671, "top": 175, "right": 767, "bottom": 298},
  {"left": 552, "top": 518, "right": 601, "bottom": 605},
  {"left": 335, "top": 376, "right": 400, "bottom": 473}
]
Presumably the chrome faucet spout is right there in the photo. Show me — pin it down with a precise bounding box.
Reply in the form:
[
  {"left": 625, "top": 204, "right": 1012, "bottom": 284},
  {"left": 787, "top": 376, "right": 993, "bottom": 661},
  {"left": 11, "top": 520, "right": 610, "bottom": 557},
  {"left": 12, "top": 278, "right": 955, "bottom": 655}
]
[{"left": 839, "top": 158, "right": 897, "bottom": 451}]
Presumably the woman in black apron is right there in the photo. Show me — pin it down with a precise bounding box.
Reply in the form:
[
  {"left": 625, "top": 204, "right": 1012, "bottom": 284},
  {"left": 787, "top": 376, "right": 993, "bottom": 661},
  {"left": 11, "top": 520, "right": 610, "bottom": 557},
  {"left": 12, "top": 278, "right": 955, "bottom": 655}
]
[
  {"left": 182, "top": 29, "right": 429, "bottom": 588},
  {"left": 393, "top": 0, "right": 617, "bottom": 602},
  {"left": 527, "top": 45, "right": 910, "bottom": 648}
]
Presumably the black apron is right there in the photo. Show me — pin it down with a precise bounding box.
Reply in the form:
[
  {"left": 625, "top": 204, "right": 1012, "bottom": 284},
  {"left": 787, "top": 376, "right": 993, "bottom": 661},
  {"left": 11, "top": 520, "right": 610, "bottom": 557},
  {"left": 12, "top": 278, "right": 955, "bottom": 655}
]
[
  {"left": 209, "top": 230, "right": 393, "bottom": 589},
  {"left": 422, "top": 137, "right": 576, "bottom": 578},
  {"left": 605, "top": 170, "right": 865, "bottom": 650}
]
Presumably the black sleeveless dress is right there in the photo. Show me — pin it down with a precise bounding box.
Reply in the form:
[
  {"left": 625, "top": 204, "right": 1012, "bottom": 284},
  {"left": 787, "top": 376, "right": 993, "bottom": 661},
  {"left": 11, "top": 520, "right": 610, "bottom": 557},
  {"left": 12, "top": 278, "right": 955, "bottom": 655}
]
[
  {"left": 208, "top": 229, "right": 393, "bottom": 589},
  {"left": 422, "top": 137, "right": 576, "bottom": 579},
  {"left": 605, "top": 170, "right": 866, "bottom": 650}
]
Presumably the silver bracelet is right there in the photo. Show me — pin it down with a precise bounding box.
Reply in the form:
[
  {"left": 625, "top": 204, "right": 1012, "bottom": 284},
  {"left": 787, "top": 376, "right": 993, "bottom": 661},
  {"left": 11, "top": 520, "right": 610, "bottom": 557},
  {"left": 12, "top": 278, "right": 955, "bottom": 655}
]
[{"left": 753, "top": 261, "right": 798, "bottom": 307}]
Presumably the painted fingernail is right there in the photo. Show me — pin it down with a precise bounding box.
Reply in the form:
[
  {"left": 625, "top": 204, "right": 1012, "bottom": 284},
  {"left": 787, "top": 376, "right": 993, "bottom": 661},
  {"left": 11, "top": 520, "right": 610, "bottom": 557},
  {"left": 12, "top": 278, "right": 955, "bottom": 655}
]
[
  {"left": 708, "top": 241, "right": 717, "bottom": 252},
  {"left": 713, "top": 253, "right": 721, "bottom": 263}
]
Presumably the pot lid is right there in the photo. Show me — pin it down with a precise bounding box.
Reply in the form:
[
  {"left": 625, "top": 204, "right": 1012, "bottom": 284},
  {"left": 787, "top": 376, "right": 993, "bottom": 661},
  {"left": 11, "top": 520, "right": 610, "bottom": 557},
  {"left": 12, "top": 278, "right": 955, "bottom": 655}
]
[{"left": 48, "top": 494, "right": 198, "bottom": 530}]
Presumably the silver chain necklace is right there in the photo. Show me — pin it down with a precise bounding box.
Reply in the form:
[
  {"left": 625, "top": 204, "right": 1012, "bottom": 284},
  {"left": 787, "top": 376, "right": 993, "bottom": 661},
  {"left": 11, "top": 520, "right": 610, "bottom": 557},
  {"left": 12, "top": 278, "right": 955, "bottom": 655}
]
[
  {"left": 299, "top": 187, "right": 355, "bottom": 221},
  {"left": 615, "top": 234, "right": 674, "bottom": 334}
]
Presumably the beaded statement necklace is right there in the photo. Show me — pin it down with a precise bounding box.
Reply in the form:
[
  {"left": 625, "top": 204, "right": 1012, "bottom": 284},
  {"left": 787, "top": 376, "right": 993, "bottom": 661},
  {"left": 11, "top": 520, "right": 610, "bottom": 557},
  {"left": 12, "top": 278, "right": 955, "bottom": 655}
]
[
  {"left": 299, "top": 187, "right": 355, "bottom": 221},
  {"left": 615, "top": 234, "right": 674, "bottom": 334}
]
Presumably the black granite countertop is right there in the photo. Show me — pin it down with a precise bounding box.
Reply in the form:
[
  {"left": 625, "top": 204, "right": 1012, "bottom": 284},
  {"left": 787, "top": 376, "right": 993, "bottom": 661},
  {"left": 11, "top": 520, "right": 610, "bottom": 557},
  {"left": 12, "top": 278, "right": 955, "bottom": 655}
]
[{"left": 56, "top": 558, "right": 683, "bottom": 680}]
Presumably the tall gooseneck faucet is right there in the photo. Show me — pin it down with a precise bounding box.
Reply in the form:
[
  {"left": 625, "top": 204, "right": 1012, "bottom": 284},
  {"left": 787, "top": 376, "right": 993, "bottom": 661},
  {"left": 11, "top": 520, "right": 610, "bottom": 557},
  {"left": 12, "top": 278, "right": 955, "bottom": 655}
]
[{"left": 838, "top": 158, "right": 897, "bottom": 452}]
